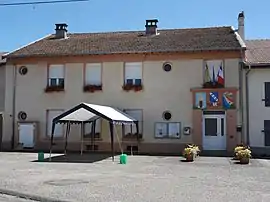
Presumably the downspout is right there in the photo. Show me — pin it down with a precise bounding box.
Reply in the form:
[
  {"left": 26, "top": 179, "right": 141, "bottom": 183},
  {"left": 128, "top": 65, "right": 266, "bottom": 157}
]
[
  {"left": 239, "top": 48, "right": 245, "bottom": 143},
  {"left": 239, "top": 61, "right": 244, "bottom": 143},
  {"left": 245, "top": 65, "right": 251, "bottom": 145},
  {"left": 11, "top": 64, "right": 17, "bottom": 149}
]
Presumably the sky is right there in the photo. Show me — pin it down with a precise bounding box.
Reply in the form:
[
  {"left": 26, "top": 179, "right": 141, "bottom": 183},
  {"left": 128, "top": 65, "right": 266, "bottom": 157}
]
[{"left": 0, "top": 0, "right": 270, "bottom": 51}]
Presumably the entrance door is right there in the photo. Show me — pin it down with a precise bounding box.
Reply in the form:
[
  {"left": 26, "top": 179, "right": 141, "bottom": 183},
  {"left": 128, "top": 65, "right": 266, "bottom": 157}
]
[
  {"left": 203, "top": 114, "right": 226, "bottom": 150},
  {"left": 18, "top": 123, "right": 34, "bottom": 148}
]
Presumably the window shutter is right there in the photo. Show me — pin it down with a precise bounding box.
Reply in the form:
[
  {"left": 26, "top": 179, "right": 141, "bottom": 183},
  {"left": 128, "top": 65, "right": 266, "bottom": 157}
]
[
  {"left": 49, "top": 65, "right": 64, "bottom": 78},
  {"left": 124, "top": 109, "right": 142, "bottom": 134},
  {"left": 125, "top": 62, "right": 142, "bottom": 80},
  {"left": 85, "top": 63, "right": 102, "bottom": 85},
  {"left": 264, "top": 82, "right": 270, "bottom": 107},
  {"left": 95, "top": 119, "right": 101, "bottom": 132},
  {"left": 264, "top": 120, "right": 270, "bottom": 146},
  {"left": 47, "top": 110, "right": 64, "bottom": 137}
]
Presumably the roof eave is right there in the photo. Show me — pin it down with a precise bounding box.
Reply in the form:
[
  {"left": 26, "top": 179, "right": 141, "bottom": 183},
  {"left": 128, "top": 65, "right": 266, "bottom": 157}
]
[
  {"left": 2, "top": 34, "right": 52, "bottom": 59},
  {"left": 232, "top": 26, "right": 246, "bottom": 50},
  {"left": 243, "top": 61, "right": 270, "bottom": 68},
  {"left": 5, "top": 48, "right": 243, "bottom": 59}
]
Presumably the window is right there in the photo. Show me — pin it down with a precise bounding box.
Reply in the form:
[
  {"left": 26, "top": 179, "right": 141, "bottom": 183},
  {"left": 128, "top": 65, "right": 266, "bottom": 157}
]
[
  {"left": 124, "top": 62, "right": 142, "bottom": 85},
  {"left": 123, "top": 109, "right": 143, "bottom": 135},
  {"left": 203, "top": 60, "right": 224, "bottom": 88},
  {"left": 264, "top": 82, "right": 270, "bottom": 107},
  {"left": 85, "top": 63, "right": 102, "bottom": 86},
  {"left": 163, "top": 111, "right": 172, "bottom": 121},
  {"left": 84, "top": 119, "right": 101, "bottom": 138},
  {"left": 155, "top": 122, "right": 181, "bottom": 139},
  {"left": 163, "top": 62, "right": 172, "bottom": 72},
  {"left": 48, "top": 64, "right": 64, "bottom": 87},
  {"left": 19, "top": 66, "right": 28, "bottom": 75},
  {"left": 47, "top": 110, "right": 64, "bottom": 137}
]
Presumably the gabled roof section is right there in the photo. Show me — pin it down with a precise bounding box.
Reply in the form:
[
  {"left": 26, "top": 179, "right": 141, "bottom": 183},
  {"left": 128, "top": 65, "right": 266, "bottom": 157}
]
[
  {"left": 5, "top": 26, "right": 243, "bottom": 59},
  {"left": 53, "top": 102, "right": 136, "bottom": 124},
  {"left": 245, "top": 39, "right": 270, "bottom": 66}
]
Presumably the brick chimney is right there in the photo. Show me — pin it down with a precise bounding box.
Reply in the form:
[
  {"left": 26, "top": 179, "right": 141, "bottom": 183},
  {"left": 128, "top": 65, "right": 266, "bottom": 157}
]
[
  {"left": 238, "top": 11, "right": 245, "bottom": 40},
  {"left": 145, "top": 19, "right": 158, "bottom": 35},
  {"left": 55, "top": 23, "right": 68, "bottom": 39}
]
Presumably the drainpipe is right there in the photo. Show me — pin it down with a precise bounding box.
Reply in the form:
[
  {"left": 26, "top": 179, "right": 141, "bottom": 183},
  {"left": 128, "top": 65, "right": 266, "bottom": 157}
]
[
  {"left": 239, "top": 48, "right": 245, "bottom": 143},
  {"left": 239, "top": 61, "right": 244, "bottom": 143},
  {"left": 11, "top": 64, "right": 17, "bottom": 149},
  {"left": 245, "top": 65, "right": 251, "bottom": 145}
]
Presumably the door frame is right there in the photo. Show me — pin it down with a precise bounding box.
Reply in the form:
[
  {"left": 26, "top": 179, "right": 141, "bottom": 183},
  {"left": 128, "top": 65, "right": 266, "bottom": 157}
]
[{"left": 202, "top": 112, "right": 226, "bottom": 150}]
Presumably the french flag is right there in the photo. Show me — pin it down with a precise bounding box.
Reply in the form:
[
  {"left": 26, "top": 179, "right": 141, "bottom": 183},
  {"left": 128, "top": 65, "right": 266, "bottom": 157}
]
[{"left": 217, "top": 64, "right": 224, "bottom": 86}]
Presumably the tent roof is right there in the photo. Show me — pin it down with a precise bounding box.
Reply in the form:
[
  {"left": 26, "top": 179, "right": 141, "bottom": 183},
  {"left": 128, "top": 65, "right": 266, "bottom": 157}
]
[{"left": 53, "top": 102, "right": 137, "bottom": 124}]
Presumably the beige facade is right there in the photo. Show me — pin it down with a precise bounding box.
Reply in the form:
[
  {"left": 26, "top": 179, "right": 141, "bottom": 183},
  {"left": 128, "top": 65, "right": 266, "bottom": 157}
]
[
  {"left": 0, "top": 65, "right": 5, "bottom": 112},
  {"left": 247, "top": 69, "right": 270, "bottom": 147},
  {"left": 3, "top": 51, "right": 242, "bottom": 153}
]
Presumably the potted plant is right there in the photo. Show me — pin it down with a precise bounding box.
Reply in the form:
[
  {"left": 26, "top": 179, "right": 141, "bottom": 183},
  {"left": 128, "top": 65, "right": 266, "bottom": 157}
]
[
  {"left": 236, "top": 148, "right": 252, "bottom": 164},
  {"left": 234, "top": 145, "right": 245, "bottom": 160},
  {"left": 182, "top": 147, "right": 196, "bottom": 162},
  {"left": 187, "top": 144, "right": 200, "bottom": 157}
]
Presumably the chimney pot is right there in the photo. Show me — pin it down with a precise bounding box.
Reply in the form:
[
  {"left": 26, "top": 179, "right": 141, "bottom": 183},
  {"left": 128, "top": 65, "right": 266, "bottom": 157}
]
[
  {"left": 55, "top": 23, "right": 68, "bottom": 39},
  {"left": 237, "top": 11, "right": 245, "bottom": 41},
  {"left": 145, "top": 19, "right": 158, "bottom": 35}
]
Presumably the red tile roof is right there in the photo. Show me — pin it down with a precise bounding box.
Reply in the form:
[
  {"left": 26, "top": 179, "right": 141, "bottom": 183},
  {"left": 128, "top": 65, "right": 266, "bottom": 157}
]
[
  {"left": 245, "top": 40, "right": 270, "bottom": 65},
  {"left": 5, "top": 26, "right": 244, "bottom": 59}
]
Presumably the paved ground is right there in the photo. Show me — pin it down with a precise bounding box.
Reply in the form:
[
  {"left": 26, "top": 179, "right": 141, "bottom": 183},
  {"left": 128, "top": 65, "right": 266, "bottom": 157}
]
[
  {"left": 0, "top": 194, "right": 35, "bottom": 202},
  {"left": 0, "top": 153, "right": 269, "bottom": 202}
]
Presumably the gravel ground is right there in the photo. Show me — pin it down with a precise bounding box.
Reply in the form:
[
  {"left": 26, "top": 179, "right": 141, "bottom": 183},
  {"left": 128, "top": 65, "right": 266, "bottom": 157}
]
[{"left": 0, "top": 153, "right": 269, "bottom": 202}]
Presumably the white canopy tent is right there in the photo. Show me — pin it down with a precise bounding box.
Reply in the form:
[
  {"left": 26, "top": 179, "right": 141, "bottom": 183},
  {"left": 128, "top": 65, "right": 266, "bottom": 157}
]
[{"left": 50, "top": 103, "right": 139, "bottom": 161}]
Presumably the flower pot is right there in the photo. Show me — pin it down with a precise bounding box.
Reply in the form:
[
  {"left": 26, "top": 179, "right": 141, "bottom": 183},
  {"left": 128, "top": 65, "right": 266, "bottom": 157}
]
[
  {"left": 239, "top": 157, "right": 250, "bottom": 164},
  {"left": 185, "top": 155, "right": 194, "bottom": 162}
]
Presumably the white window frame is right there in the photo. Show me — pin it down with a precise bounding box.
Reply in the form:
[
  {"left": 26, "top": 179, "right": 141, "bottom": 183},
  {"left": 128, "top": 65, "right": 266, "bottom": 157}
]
[
  {"left": 154, "top": 122, "right": 181, "bottom": 139},
  {"left": 48, "top": 64, "right": 65, "bottom": 87},
  {"left": 124, "top": 62, "right": 142, "bottom": 85},
  {"left": 47, "top": 109, "right": 64, "bottom": 138},
  {"left": 85, "top": 63, "right": 102, "bottom": 86},
  {"left": 123, "top": 109, "right": 143, "bottom": 135},
  {"left": 84, "top": 119, "right": 101, "bottom": 137}
]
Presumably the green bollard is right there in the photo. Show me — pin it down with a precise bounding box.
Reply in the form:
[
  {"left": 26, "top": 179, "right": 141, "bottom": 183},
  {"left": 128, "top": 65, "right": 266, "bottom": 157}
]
[
  {"left": 38, "top": 152, "right": 44, "bottom": 162},
  {"left": 120, "top": 154, "right": 127, "bottom": 164}
]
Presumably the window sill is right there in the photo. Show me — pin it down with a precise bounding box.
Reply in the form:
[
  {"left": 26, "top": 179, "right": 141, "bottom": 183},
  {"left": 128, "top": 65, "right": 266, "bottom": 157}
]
[
  {"left": 83, "top": 85, "right": 103, "bottom": 93},
  {"left": 44, "top": 86, "right": 65, "bottom": 93},
  {"left": 155, "top": 136, "right": 180, "bottom": 139},
  {"left": 202, "top": 82, "right": 224, "bottom": 89},
  {"left": 122, "top": 133, "right": 143, "bottom": 140},
  {"left": 122, "top": 84, "right": 143, "bottom": 92}
]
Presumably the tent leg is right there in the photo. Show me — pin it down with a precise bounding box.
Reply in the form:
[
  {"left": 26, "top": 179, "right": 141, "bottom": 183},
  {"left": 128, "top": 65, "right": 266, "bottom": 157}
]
[
  {"left": 49, "top": 123, "right": 56, "bottom": 162},
  {"left": 109, "top": 122, "right": 114, "bottom": 162},
  {"left": 64, "top": 123, "right": 70, "bottom": 156},
  {"left": 80, "top": 122, "right": 84, "bottom": 155}
]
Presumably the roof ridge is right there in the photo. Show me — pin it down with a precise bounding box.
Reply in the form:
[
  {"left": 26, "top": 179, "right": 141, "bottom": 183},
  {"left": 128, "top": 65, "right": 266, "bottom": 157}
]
[{"left": 67, "top": 26, "right": 233, "bottom": 35}]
